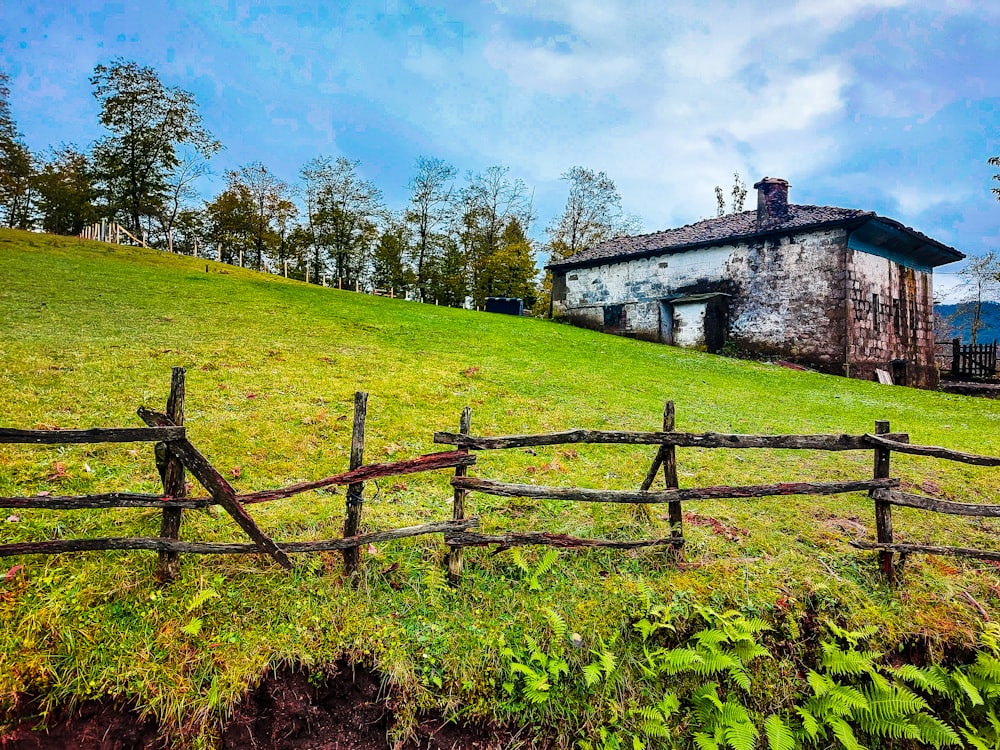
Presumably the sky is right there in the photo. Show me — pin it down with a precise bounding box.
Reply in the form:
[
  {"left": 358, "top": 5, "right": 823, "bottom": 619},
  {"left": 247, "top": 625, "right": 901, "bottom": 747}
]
[{"left": 2, "top": 0, "right": 998, "bottom": 298}]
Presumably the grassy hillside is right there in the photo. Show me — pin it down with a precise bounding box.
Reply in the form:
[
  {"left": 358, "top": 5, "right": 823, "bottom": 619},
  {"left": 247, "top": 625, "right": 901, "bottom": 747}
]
[{"left": 3, "top": 229, "right": 1000, "bottom": 747}]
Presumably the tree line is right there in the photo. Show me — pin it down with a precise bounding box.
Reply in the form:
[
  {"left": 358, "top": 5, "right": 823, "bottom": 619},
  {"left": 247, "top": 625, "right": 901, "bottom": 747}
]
[{"left": 0, "top": 60, "right": 640, "bottom": 313}]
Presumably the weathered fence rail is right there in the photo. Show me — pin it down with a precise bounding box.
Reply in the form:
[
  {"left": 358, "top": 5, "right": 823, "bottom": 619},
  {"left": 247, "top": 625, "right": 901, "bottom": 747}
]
[
  {"left": 4, "top": 370, "right": 1000, "bottom": 588},
  {"left": 0, "top": 367, "right": 477, "bottom": 580},
  {"left": 436, "top": 409, "right": 1000, "bottom": 585}
]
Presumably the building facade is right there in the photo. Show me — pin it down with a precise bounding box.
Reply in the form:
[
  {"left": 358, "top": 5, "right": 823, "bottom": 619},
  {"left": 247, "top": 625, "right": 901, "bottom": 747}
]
[{"left": 548, "top": 178, "right": 963, "bottom": 388}]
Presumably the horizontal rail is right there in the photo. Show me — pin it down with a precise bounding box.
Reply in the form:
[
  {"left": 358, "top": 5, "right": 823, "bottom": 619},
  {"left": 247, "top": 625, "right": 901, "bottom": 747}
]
[
  {"left": 0, "top": 492, "right": 211, "bottom": 510},
  {"left": 0, "top": 519, "right": 478, "bottom": 558},
  {"left": 444, "top": 530, "right": 684, "bottom": 549},
  {"left": 874, "top": 489, "right": 1000, "bottom": 517},
  {"left": 0, "top": 426, "right": 185, "bottom": 444},
  {"left": 0, "top": 452, "right": 477, "bottom": 511},
  {"left": 863, "top": 434, "right": 1000, "bottom": 466},
  {"left": 452, "top": 476, "right": 899, "bottom": 504},
  {"left": 850, "top": 540, "right": 1000, "bottom": 563},
  {"left": 240, "top": 450, "right": 476, "bottom": 504},
  {"left": 434, "top": 429, "right": 909, "bottom": 451}
]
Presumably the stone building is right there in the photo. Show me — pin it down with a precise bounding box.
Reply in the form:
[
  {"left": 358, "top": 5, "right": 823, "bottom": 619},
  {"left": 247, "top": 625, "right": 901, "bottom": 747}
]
[{"left": 548, "top": 178, "right": 963, "bottom": 387}]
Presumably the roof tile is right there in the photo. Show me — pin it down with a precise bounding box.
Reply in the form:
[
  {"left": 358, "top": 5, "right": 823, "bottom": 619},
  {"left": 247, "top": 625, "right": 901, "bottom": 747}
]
[{"left": 549, "top": 205, "right": 873, "bottom": 269}]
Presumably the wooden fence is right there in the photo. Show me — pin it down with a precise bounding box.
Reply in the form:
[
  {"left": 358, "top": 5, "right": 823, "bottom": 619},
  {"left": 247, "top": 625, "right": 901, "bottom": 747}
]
[
  {"left": 4, "top": 370, "right": 1000, "bottom": 586},
  {"left": 952, "top": 338, "right": 998, "bottom": 379},
  {"left": 79, "top": 219, "right": 145, "bottom": 247},
  {"left": 0, "top": 368, "right": 474, "bottom": 580}
]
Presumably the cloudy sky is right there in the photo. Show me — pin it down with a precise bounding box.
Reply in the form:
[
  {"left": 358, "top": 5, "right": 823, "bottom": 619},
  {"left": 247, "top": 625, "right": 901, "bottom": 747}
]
[{"left": 3, "top": 1, "right": 998, "bottom": 295}]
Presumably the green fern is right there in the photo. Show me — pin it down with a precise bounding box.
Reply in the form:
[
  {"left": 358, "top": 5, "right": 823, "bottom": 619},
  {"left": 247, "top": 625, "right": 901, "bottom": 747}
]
[
  {"left": 542, "top": 606, "right": 567, "bottom": 641},
  {"left": 687, "top": 683, "right": 758, "bottom": 750},
  {"left": 819, "top": 641, "right": 881, "bottom": 677},
  {"left": 826, "top": 621, "right": 878, "bottom": 647},
  {"left": 764, "top": 714, "right": 796, "bottom": 750},
  {"left": 890, "top": 664, "right": 952, "bottom": 695},
  {"left": 511, "top": 548, "right": 560, "bottom": 591},
  {"left": 630, "top": 693, "right": 679, "bottom": 739}
]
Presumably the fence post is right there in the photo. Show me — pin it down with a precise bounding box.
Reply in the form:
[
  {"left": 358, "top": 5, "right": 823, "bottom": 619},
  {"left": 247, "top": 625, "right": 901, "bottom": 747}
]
[
  {"left": 952, "top": 338, "right": 960, "bottom": 378},
  {"left": 343, "top": 391, "right": 368, "bottom": 575},
  {"left": 662, "top": 401, "right": 683, "bottom": 559},
  {"left": 447, "top": 407, "right": 472, "bottom": 585},
  {"left": 156, "top": 367, "right": 186, "bottom": 582},
  {"left": 873, "top": 419, "right": 894, "bottom": 582}
]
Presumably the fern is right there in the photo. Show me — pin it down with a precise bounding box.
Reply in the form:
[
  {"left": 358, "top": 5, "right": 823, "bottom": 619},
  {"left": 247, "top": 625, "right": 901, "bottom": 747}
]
[
  {"left": 890, "top": 664, "right": 951, "bottom": 695},
  {"left": 826, "top": 716, "right": 864, "bottom": 750},
  {"left": 511, "top": 548, "right": 560, "bottom": 591},
  {"left": 826, "top": 621, "right": 878, "bottom": 647},
  {"left": 764, "top": 714, "right": 796, "bottom": 750},
  {"left": 185, "top": 587, "right": 219, "bottom": 612},
  {"left": 819, "top": 641, "right": 881, "bottom": 677},
  {"left": 630, "top": 693, "right": 679, "bottom": 739},
  {"left": 687, "top": 683, "right": 757, "bottom": 750},
  {"left": 857, "top": 683, "right": 928, "bottom": 722},
  {"left": 542, "top": 606, "right": 567, "bottom": 641},
  {"left": 908, "top": 713, "right": 962, "bottom": 748}
]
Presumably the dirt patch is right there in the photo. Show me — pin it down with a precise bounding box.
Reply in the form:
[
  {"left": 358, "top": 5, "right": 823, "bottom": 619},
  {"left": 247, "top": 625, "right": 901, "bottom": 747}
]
[
  {"left": 0, "top": 698, "right": 160, "bottom": 750},
  {"left": 2, "top": 663, "right": 531, "bottom": 750}
]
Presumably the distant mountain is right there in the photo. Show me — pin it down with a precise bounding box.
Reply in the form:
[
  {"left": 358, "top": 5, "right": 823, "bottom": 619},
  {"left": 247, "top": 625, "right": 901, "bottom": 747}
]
[{"left": 936, "top": 301, "right": 1000, "bottom": 344}]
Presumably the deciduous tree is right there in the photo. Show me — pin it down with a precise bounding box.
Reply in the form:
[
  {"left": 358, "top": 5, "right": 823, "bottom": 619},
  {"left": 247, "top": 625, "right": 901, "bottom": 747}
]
[
  {"left": 546, "top": 166, "right": 640, "bottom": 261},
  {"left": 405, "top": 156, "right": 456, "bottom": 300},
  {"left": 460, "top": 165, "right": 533, "bottom": 305},
  {"left": 476, "top": 218, "right": 538, "bottom": 308},
  {"left": 226, "top": 162, "right": 294, "bottom": 271},
  {"left": 990, "top": 157, "right": 1000, "bottom": 201},
  {"left": 33, "top": 145, "right": 98, "bottom": 235},
  {"left": 715, "top": 170, "right": 748, "bottom": 217},
  {"left": 0, "top": 70, "right": 35, "bottom": 229},
  {"left": 300, "top": 156, "right": 384, "bottom": 286},
  {"left": 959, "top": 250, "right": 1000, "bottom": 345},
  {"left": 90, "top": 58, "right": 220, "bottom": 237}
]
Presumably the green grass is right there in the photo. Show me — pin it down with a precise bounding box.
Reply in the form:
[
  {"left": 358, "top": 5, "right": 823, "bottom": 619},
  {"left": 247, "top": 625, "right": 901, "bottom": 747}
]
[{"left": 2, "top": 228, "right": 1000, "bottom": 746}]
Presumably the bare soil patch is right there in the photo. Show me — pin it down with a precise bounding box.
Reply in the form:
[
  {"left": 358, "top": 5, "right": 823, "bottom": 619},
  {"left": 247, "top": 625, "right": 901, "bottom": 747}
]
[{"left": 2, "top": 663, "right": 530, "bottom": 750}]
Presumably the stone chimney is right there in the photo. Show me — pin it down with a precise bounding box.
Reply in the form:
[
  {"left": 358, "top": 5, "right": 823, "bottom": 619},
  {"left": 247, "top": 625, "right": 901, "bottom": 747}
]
[{"left": 754, "top": 177, "right": 790, "bottom": 230}]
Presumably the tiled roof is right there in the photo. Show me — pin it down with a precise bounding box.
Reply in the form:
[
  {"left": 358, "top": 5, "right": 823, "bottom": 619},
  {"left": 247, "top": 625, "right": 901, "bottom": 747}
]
[{"left": 548, "top": 205, "right": 874, "bottom": 269}]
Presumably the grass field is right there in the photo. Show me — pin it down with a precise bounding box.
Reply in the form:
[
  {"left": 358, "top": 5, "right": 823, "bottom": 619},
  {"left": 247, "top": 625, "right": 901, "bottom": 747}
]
[{"left": 3, "top": 228, "right": 1000, "bottom": 747}]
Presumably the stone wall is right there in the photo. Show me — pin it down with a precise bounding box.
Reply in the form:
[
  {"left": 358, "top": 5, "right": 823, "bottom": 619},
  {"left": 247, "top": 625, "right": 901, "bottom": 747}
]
[
  {"left": 553, "top": 228, "right": 850, "bottom": 369},
  {"left": 846, "top": 249, "right": 937, "bottom": 387}
]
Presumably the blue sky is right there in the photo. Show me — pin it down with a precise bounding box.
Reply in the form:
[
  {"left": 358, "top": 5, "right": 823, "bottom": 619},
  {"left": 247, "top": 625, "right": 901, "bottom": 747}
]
[{"left": 3, "top": 0, "right": 998, "bottom": 296}]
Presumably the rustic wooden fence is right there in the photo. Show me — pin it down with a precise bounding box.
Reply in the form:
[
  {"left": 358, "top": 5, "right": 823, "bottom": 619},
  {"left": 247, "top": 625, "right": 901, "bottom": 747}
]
[
  {"left": 435, "top": 407, "right": 1000, "bottom": 585},
  {"left": 952, "top": 338, "right": 998, "bottom": 379},
  {"left": 0, "top": 368, "right": 475, "bottom": 580},
  {"left": 4, "top": 370, "right": 1000, "bottom": 586}
]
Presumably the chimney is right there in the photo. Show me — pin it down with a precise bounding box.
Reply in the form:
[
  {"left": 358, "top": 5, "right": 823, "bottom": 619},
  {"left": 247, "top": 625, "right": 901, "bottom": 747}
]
[{"left": 753, "top": 177, "right": 790, "bottom": 230}]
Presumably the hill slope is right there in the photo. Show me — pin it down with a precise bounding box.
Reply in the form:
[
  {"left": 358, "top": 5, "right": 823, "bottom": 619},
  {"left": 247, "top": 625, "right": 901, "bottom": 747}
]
[
  {"left": 937, "top": 301, "right": 1000, "bottom": 343},
  {"left": 3, "top": 229, "right": 1000, "bottom": 747}
]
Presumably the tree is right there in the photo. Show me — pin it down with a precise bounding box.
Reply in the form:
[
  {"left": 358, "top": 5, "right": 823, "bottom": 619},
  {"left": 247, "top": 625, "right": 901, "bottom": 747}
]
[
  {"left": 0, "top": 70, "right": 35, "bottom": 229},
  {"left": 33, "top": 145, "right": 99, "bottom": 235},
  {"left": 405, "top": 157, "right": 457, "bottom": 300},
  {"left": 225, "top": 162, "right": 294, "bottom": 271},
  {"left": 990, "top": 157, "right": 1000, "bottom": 201},
  {"left": 476, "top": 218, "right": 538, "bottom": 308},
  {"left": 157, "top": 151, "right": 211, "bottom": 253},
  {"left": 959, "top": 250, "right": 1000, "bottom": 345},
  {"left": 300, "top": 156, "right": 384, "bottom": 286},
  {"left": 203, "top": 183, "right": 255, "bottom": 266},
  {"left": 423, "top": 236, "right": 469, "bottom": 307},
  {"left": 546, "top": 166, "right": 640, "bottom": 261},
  {"left": 715, "top": 171, "right": 748, "bottom": 217},
  {"left": 372, "top": 220, "right": 416, "bottom": 294},
  {"left": 90, "top": 58, "right": 220, "bottom": 236},
  {"left": 460, "top": 165, "right": 534, "bottom": 306}
]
